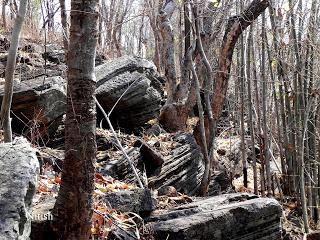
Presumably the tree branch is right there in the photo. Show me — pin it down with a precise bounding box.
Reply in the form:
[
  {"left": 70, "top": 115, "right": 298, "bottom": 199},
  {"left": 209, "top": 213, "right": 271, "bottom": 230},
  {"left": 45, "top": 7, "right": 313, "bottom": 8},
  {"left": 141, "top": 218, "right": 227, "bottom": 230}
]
[{"left": 211, "top": 0, "right": 269, "bottom": 120}]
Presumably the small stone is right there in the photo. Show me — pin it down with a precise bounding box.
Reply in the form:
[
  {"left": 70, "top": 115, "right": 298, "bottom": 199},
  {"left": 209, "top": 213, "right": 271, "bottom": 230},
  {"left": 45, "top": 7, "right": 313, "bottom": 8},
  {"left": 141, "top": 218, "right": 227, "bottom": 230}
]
[
  {"left": 158, "top": 186, "right": 178, "bottom": 197},
  {"left": 103, "top": 188, "right": 157, "bottom": 214}
]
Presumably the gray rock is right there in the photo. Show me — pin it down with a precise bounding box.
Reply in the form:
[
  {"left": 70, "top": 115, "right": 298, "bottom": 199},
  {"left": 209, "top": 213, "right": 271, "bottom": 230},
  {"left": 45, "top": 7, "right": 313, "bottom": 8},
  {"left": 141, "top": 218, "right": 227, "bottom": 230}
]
[
  {"left": 0, "top": 137, "right": 39, "bottom": 240},
  {"left": 95, "top": 56, "right": 164, "bottom": 129},
  {"left": 208, "top": 170, "right": 233, "bottom": 196},
  {"left": 146, "top": 193, "right": 282, "bottom": 240},
  {"left": 95, "top": 55, "right": 159, "bottom": 85},
  {"left": 101, "top": 132, "right": 205, "bottom": 196},
  {"left": 42, "top": 44, "right": 64, "bottom": 64},
  {"left": 148, "top": 133, "right": 204, "bottom": 195},
  {"left": 104, "top": 188, "right": 157, "bottom": 214},
  {"left": 0, "top": 76, "right": 66, "bottom": 139}
]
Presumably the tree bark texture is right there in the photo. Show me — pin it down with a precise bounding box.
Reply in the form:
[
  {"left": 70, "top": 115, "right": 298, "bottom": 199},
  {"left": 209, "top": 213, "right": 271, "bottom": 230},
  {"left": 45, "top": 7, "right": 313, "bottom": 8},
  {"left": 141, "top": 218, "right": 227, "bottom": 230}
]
[
  {"left": 211, "top": 0, "right": 270, "bottom": 122},
  {"left": 52, "top": 0, "right": 99, "bottom": 239}
]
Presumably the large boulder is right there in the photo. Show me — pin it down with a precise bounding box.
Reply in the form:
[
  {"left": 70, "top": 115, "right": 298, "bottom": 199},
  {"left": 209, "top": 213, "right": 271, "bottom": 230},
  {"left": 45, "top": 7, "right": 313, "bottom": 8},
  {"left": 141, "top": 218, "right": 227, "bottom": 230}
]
[
  {"left": 146, "top": 193, "right": 282, "bottom": 240},
  {"left": 0, "top": 76, "right": 66, "bottom": 140},
  {"left": 0, "top": 137, "right": 39, "bottom": 240},
  {"left": 95, "top": 56, "right": 164, "bottom": 129}
]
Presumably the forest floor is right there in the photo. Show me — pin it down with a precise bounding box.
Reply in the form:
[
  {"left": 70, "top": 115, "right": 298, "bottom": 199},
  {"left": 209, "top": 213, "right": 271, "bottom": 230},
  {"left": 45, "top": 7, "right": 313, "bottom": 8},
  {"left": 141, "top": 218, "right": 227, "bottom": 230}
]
[{"left": 31, "top": 123, "right": 319, "bottom": 240}]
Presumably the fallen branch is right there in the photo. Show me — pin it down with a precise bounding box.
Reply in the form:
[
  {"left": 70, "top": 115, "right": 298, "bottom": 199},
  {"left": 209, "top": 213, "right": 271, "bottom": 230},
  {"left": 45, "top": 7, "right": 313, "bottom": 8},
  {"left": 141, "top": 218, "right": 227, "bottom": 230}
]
[{"left": 95, "top": 96, "right": 144, "bottom": 189}]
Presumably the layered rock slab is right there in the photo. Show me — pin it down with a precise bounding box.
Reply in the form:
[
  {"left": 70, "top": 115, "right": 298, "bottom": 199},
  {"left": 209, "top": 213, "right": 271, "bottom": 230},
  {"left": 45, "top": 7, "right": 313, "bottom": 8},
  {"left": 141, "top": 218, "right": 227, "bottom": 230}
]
[
  {"left": 0, "top": 76, "right": 66, "bottom": 139},
  {"left": 101, "top": 132, "right": 206, "bottom": 196},
  {"left": 146, "top": 193, "right": 282, "bottom": 240},
  {"left": 95, "top": 56, "right": 163, "bottom": 129}
]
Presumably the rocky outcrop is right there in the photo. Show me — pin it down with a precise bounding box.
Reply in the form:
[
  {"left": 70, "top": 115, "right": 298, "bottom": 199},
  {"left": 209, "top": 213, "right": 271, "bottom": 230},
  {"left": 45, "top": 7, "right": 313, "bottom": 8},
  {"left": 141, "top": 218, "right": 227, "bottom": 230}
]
[
  {"left": 95, "top": 56, "right": 164, "bottom": 129},
  {"left": 0, "top": 76, "right": 66, "bottom": 140},
  {"left": 0, "top": 55, "right": 164, "bottom": 139},
  {"left": 147, "top": 133, "right": 205, "bottom": 195},
  {"left": 146, "top": 193, "right": 282, "bottom": 240},
  {"left": 100, "top": 131, "right": 232, "bottom": 196},
  {"left": 0, "top": 137, "right": 39, "bottom": 240},
  {"left": 101, "top": 132, "right": 205, "bottom": 196}
]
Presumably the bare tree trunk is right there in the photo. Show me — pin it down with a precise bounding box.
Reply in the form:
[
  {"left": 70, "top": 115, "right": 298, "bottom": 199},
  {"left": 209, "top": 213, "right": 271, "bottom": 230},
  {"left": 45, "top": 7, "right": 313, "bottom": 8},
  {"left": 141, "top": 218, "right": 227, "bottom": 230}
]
[
  {"left": 159, "top": 0, "right": 192, "bottom": 132},
  {"left": 299, "top": 100, "right": 312, "bottom": 233},
  {"left": 238, "top": 1, "right": 247, "bottom": 188},
  {"left": 188, "top": 50, "right": 210, "bottom": 196},
  {"left": 0, "top": 0, "right": 27, "bottom": 142},
  {"left": 288, "top": 0, "right": 301, "bottom": 196},
  {"left": 211, "top": 0, "right": 269, "bottom": 133},
  {"left": 261, "top": 11, "right": 271, "bottom": 197},
  {"left": 265, "top": 27, "right": 287, "bottom": 195},
  {"left": 138, "top": 14, "right": 145, "bottom": 56},
  {"left": 308, "top": 0, "right": 319, "bottom": 223},
  {"left": 2, "top": 0, "right": 8, "bottom": 29},
  {"left": 59, "top": 0, "right": 69, "bottom": 54},
  {"left": 246, "top": 25, "right": 258, "bottom": 194},
  {"left": 268, "top": 2, "right": 295, "bottom": 195},
  {"left": 52, "top": 0, "right": 99, "bottom": 239}
]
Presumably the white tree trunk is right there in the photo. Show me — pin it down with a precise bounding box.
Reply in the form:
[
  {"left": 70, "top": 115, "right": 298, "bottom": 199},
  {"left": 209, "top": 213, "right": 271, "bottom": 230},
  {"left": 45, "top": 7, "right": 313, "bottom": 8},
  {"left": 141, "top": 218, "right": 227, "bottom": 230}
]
[{"left": 0, "top": 0, "right": 28, "bottom": 142}]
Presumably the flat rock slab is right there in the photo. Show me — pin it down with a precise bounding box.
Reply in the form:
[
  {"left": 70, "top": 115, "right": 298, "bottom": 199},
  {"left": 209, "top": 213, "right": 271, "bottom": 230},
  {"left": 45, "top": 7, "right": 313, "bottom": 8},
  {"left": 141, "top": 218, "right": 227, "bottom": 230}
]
[
  {"left": 0, "top": 137, "right": 39, "bottom": 240},
  {"left": 146, "top": 193, "right": 282, "bottom": 240}
]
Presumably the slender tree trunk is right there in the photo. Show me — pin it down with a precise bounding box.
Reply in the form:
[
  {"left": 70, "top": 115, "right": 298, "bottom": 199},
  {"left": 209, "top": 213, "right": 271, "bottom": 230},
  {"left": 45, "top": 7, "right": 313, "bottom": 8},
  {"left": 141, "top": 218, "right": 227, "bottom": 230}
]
[
  {"left": 299, "top": 100, "right": 312, "bottom": 233},
  {"left": 2, "top": 0, "right": 8, "bottom": 29},
  {"left": 288, "top": 0, "right": 301, "bottom": 196},
  {"left": 308, "top": 0, "right": 319, "bottom": 223},
  {"left": 250, "top": 24, "right": 265, "bottom": 196},
  {"left": 189, "top": 50, "right": 210, "bottom": 196},
  {"left": 268, "top": 1, "right": 296, "bottom": 194},
  {"left": 52, "top": 0, "right": 99, "bottom": 239},
  {"left": 261, "top": 11, "right": 272, "bottom": 197},
  {"left": 0, "top": 0, "right": 27, "bottom": 142},
  {"left": 239, "top": 21, "right": 247, "bottom": 188},
  {"left": 59, "top": 0, "right": 69, "bottom": 54},
  {"left": 247, "top": 25, "right": 258, "bottom": 194},
  {"left": 265, "top": 24, "right": 287, "bottom": 195}
]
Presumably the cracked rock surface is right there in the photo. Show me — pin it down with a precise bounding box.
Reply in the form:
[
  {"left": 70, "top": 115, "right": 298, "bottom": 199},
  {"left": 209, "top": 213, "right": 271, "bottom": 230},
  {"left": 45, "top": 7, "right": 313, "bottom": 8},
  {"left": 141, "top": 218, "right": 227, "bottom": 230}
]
[
  {"left": 0, "top": 137, "right": 39, "bottom": 240},
  {"left": 146, "top": 193, "right": 282, "bottom": 240}
]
